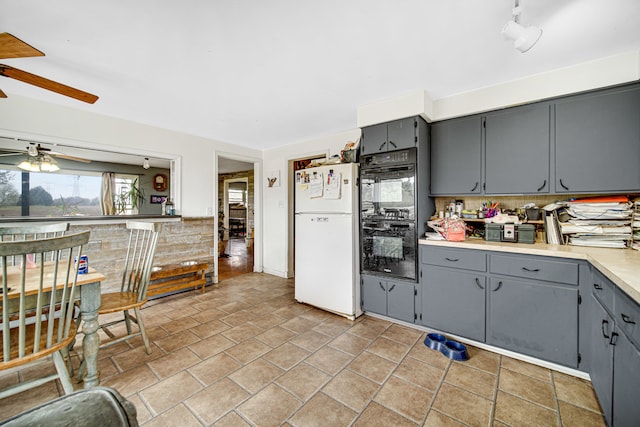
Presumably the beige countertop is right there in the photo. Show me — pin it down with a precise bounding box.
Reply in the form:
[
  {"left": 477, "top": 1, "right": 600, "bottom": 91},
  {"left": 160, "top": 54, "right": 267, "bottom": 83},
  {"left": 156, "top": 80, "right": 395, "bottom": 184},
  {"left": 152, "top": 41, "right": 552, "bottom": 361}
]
[{"left": 419, "top": 238, "right": 640, "bottom": 304}]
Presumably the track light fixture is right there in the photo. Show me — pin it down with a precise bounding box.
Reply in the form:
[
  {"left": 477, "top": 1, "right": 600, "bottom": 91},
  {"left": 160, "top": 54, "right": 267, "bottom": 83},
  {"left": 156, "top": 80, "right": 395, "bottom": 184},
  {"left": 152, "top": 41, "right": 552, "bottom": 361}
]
[
  {"left": 502, "top": 0, "right": 542, "bottom": 53},
  {"left": 143, "top": 158, "right": 150, "bottom": 169}
]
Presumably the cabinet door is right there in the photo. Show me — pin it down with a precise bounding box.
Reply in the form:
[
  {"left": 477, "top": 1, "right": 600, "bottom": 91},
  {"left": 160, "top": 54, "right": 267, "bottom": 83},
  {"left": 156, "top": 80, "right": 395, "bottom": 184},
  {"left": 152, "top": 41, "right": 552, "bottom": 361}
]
[
  {"left": 589, "top": 296, "right": 613, "bottom": 425},
  {"left": 555, "top": 86, "right": 640, "bottom": 193},
  {"left": 421, "top": 266, "right": 486, "bottom": 342},
  {"left": 361, "top": 123, "right": 388, "bottom": 155},
  {"left": 386, "top": 279, "right": 415, "bottom": 324},
  {"left": 430, "top": 117, "right": 482, "bottom": 195},
  {"left": 387, "top": 117, "right": 416, "bottom": 151},
  {"left": 612, "top": 330, "right": 640, "bottom": 427},
  {"left": 361, "top": 275, "right": 387, "bottom": 316},
  {"left": 485, "top": 104, "right": 550, "bottom": 194},
  {"left": 487, "top": 277, "right": 578, "bottom": 367}
]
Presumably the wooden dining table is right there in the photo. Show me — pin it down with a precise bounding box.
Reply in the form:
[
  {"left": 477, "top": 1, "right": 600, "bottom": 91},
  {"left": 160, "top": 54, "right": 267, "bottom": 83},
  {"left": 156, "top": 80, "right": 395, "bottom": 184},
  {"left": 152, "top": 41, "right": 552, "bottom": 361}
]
[{"left": 1, "top": 263, "right": 105, "bottom": 388}]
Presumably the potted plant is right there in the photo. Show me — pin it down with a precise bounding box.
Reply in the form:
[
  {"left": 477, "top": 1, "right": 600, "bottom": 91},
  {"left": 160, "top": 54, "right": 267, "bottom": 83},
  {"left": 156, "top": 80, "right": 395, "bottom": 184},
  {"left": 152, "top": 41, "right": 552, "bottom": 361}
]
[{"left": 115, "top": 178, "right": 145, "bottom": 214}]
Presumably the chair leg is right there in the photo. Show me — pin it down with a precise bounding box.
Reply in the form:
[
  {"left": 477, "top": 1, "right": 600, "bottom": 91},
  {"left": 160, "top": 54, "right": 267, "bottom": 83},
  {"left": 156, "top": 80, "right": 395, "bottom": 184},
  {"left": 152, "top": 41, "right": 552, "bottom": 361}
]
[
  {"left": 134, "top": 306, "right": 152, "bottom": 355},
  {"left": 52, "top": 351, "right": 75, "bottom": 395},
  {"left": 124, "top": 310, "right": 133, "bottom": 335}
]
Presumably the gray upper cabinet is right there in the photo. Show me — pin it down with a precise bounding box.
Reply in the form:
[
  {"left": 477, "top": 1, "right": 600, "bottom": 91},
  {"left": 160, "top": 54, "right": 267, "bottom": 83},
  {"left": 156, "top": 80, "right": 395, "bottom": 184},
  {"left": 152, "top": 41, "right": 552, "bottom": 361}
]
[
  {"left": 361, "top": 117, "right": 416, "bottom": 155},
  {"left": 555, "top": 85, "right": 640, "bottom": 193},
  {"left": 484, "top": 103, "right": 550, "bottom": 194},
  {"left": 430, "top": 116, "right": 482, "bottom": 195}
]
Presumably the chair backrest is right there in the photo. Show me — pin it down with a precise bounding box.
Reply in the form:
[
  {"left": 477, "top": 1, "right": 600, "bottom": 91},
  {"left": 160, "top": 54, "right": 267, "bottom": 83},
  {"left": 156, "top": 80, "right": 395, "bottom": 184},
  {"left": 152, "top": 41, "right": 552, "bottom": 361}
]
[
  {"left": 121, "top": 221, "right": 160, "bottom": 303},
  {"left": 1, "top": 231, "right": 90, "bottom": 366},
  {"left": 0, "top": 223, "right": 70, "bottom": 266}
]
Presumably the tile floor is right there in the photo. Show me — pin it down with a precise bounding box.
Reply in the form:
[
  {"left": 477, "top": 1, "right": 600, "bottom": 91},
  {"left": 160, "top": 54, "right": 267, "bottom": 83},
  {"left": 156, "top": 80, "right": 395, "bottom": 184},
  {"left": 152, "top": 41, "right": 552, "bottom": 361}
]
[{"left": 1, "top": 273, "right": 606, "bottom": 426}]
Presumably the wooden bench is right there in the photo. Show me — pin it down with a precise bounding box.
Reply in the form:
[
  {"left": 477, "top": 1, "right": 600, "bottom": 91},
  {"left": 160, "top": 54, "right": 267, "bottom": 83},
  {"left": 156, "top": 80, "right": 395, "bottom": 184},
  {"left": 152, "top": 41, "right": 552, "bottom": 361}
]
[{"left": 148, "top": 261, "right": 209, "bottom": 297}]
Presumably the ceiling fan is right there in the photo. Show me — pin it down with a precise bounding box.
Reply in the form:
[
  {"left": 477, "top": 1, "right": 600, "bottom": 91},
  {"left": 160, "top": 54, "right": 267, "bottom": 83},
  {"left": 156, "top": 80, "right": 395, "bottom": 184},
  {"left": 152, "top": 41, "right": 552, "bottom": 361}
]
[
  {"left": 0, "top": 32, "right": 99, "bottom": 104},
  {"left": 0, "top": 139, "right": 92, "bottom": 164}
]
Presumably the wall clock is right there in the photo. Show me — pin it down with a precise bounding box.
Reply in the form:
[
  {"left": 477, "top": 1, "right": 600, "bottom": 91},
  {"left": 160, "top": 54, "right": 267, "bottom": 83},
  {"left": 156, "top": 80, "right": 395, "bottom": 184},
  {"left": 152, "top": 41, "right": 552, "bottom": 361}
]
[{"left": 154, "top": 174, "right": 167, "bottom": 191}]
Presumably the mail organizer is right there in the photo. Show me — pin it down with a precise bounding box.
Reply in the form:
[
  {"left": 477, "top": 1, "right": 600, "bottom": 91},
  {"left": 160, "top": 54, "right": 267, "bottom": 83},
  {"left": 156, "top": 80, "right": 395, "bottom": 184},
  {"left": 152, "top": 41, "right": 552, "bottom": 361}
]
[{"left": 485, "top": 223, "right": 535, "bottom": 244}]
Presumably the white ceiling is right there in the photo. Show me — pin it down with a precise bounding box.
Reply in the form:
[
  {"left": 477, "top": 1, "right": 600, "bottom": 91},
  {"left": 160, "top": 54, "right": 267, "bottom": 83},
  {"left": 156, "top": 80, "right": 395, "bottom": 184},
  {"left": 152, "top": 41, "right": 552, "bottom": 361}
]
[{"left": 1, "top": 0, "right": 639, "bottom": 153}]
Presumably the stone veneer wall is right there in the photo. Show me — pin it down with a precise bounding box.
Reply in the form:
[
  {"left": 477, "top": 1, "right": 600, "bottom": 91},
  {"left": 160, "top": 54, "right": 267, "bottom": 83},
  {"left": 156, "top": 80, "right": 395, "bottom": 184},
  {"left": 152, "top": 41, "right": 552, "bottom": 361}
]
[{"left": 68, "top": 217, "right": 214, "bottom": 293}]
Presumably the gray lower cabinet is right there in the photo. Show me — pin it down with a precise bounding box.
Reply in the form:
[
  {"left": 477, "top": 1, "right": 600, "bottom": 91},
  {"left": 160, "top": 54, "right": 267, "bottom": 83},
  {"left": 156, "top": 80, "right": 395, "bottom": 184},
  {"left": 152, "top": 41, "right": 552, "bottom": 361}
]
[
  {"left": 361, "top": 117, "right": 417, "bottom": 155},
  {"left": 590, "top": 295, "right": 613, "bottom": 425},
  {"left": 420, "top": 265, "right": 485, "bottom": 341},
  {"left": 484, "top": 103, "right": 550, "bottom": 194},
  {"left": 430, "top": 116, "right": 482, "bottom": 196},
  {"left": 612, "top": 327, "right": 640, "bottom": 427},
  {"left": 555, "top": 85, "right": 640, "bottom": 193},
  {"left": 486, "top": 277, "right": 578, "bottom": 367},
  {"left": 361, "top": 274, "right": 415, "bottom": 323},
  {"left": 590, "top": 275, "right": 640, "bottom": 427}
]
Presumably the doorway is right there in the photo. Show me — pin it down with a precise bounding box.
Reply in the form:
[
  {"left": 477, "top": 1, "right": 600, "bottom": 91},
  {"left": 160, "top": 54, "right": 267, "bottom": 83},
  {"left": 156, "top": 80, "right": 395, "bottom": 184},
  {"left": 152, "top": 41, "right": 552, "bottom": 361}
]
[{"left": 217, "top": 159, "right": 255, "bottom": 282}]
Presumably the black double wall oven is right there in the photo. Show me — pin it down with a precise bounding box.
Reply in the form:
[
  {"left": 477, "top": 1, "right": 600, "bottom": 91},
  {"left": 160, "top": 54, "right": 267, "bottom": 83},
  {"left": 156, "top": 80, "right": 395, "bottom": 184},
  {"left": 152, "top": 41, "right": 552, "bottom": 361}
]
[{"left": 360, "top": 148, "right": 418, "bottom": 281}]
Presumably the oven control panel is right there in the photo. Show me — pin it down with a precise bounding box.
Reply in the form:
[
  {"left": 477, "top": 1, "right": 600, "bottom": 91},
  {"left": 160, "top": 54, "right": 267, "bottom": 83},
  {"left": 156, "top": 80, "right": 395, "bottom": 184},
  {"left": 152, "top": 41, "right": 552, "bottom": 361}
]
[{"left": 362, "top": 148, "right": 416, "bottom": 168}]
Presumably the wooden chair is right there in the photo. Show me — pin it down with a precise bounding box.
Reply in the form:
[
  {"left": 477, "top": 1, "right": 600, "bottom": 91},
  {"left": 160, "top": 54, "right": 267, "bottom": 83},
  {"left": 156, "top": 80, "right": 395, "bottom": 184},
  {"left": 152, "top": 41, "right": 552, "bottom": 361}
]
[
  {"left": 0, "top": 231, "right": 91, "bottom": 399},
  {"left": 96, "top": 221, "right": 160, "bottom": 354},
  {"left": 0, "top": 223, "right": 70, "bottom": 266}
]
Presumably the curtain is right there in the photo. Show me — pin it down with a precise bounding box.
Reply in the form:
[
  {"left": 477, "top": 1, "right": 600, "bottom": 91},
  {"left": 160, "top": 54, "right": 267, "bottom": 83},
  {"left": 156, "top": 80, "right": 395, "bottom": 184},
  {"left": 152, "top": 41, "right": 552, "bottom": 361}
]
[{"left": 100, "top": 172, "right": 116, "bottom": 215}]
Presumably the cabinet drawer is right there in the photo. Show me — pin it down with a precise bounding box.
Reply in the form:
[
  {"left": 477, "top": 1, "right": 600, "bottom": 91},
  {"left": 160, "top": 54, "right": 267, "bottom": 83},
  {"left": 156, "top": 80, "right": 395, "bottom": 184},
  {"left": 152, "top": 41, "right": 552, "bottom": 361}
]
[
  {"left": 421, "top": 247, "right": 486, "bottom": 272},
  {"left": 592, "top": 269, "right": 614, "bottom": 314},
  {"left": 616, "top": 287, "right": 640, "bottom": 349},
  {"left": 490, "top": 254, "right": 579, "bottom": 285}
]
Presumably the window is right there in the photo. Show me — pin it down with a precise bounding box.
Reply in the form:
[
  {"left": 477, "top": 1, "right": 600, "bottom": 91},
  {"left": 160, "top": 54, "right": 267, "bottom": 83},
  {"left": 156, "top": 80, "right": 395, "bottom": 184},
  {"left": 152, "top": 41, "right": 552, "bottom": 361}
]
[
  {"left": 228, "top": 188, "right": 246, "bottom": 205},
  {"left": 0, "top": 167, "right": 139, "bottom": 217}
]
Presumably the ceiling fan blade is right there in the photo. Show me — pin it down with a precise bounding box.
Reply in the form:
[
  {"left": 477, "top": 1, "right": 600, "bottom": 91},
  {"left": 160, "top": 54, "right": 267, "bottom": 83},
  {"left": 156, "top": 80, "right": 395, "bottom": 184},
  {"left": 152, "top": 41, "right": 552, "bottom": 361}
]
[
  {"left": 0, "top": 64, "right": 98, "bottom": 104},
  {"left": 0, "top": 88, "right": 6, "bottom": 98},
  {"left": 52, "top": 153, "right": 91, "bottom": 163},
  {"left": 0, "top": 33, "right": 45, "bottom": 59}
]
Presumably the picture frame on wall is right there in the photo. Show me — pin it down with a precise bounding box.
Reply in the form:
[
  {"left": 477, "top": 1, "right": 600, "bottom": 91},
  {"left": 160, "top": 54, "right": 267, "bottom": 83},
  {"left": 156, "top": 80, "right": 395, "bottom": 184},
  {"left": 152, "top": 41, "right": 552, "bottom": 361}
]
[{"left": 150, "top": 195, "right": 166, "bottom": 204}]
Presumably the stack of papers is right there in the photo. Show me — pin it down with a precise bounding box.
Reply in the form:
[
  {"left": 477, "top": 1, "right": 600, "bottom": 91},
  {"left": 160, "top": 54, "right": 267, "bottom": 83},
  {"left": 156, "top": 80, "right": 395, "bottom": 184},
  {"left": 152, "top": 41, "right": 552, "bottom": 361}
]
[
  {"left": 561, "top": 197, "right": 633, "bottom": 248},
  {"left": 633, "top": 199, "right": 640, "bottom": 251}
]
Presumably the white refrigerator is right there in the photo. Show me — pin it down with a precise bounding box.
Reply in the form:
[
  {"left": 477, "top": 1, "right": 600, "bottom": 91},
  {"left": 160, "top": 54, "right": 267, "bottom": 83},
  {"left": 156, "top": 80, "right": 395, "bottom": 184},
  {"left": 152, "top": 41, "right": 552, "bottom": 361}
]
[{"left": 294, "top": 163, "right": 361, "bottom": 319}]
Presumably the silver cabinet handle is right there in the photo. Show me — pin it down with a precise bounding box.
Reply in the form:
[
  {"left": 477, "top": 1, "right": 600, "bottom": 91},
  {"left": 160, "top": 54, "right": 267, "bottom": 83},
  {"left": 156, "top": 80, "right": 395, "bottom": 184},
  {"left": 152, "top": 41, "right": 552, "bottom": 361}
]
[
  {"left": 559, "top": 179, "right": 569, "bottom": 190},
  {"left": 470, "top": 182, "right": 479, "bottom": 192},
  {"left": 388, "top": 284, "right": 396, "bottom": 292},
  {"left": 379, "top": 282, "right": 385, "bottom": 291},
  {"left": 492, "top": 281, "right": 503, "bottom": 292},
  {"left": 445, "top": 257, "right": 459, "bottom": 262},
  {"left": 522, "top": 267, "right": 540, "bottom": 272},
  {"left": 474, "top": 278, "right": 484, "bottom": 290},
  {"left": 537, "top": 180, "right": 546, "bottom": 192}
]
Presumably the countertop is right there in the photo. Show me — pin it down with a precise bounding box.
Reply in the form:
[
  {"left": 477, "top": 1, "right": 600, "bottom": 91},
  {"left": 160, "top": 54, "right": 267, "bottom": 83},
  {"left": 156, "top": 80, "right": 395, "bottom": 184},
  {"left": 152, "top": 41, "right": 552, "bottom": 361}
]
[{"left": 419, "top": 238, "right": 640, "bottom": 304}]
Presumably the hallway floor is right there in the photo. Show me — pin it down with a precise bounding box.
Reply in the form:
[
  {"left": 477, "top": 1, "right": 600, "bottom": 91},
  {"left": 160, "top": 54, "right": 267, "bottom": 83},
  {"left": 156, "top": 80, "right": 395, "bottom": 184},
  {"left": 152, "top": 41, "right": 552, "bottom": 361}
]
[
  {"left": 218, "top": 237, "right": 254, "bottom": 282},
  {"left": 1, "top": 273, "right": 605, "bottom": 426}
]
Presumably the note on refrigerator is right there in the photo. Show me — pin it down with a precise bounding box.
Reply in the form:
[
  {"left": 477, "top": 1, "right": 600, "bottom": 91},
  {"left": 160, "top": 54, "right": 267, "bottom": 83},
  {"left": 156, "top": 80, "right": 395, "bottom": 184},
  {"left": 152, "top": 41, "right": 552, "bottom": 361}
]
[
  {"left": 309, "top": 174, "right": 323, "bottom": 198},
  {"left": 323, "top": 172, "right": 341, "bottom": 199}
]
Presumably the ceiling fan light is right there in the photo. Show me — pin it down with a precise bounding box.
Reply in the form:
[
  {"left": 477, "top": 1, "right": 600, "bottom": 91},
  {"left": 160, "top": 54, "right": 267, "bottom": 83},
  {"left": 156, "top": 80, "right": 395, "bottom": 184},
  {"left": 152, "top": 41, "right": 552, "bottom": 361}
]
[
  {"left": 40, "top": 156, "right": 60, "bottom": 172},
  {"left": 502, "top": 20, "right": 542, "bottom": 53},
  {"left": 17, "top": 157, "right": 41, "bottom": 172}
]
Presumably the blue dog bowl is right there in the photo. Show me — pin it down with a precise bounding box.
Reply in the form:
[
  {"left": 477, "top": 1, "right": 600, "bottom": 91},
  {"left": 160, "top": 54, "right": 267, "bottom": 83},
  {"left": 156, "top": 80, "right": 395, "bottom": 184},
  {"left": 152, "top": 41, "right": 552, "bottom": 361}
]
[
  {"left": 442, "top": 340, "right": 469, "bottom": 361},
  {"left": 423, "top": 333, "right": 447, "bottom": 351}
]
